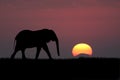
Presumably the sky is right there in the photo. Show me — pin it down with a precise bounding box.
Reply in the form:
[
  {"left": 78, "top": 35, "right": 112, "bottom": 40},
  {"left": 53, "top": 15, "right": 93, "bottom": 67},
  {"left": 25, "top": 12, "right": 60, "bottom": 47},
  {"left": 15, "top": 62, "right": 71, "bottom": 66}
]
[{"left": 0, "top": 0, "right": 120, "bottom": 59}]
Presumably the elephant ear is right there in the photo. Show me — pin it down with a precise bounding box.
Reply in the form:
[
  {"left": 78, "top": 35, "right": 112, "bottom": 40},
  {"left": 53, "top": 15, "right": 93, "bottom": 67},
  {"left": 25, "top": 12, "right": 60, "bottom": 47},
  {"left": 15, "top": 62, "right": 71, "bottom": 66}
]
[
  {"left": 49, "top": 30, "right": 60, "bottom": 56},
  {"left": 49, "top": 30, "right": 56, "bottom": 41},
  {"left": 41, "top": 29, "right": 52, "bottom": 42}
]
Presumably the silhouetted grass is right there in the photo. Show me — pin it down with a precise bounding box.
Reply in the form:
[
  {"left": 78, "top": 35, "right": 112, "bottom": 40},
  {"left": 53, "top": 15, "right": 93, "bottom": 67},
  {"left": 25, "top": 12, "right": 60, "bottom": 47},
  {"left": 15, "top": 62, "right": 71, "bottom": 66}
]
[{"left": 0, "top": 57, "right": 119, "bottom": 80}]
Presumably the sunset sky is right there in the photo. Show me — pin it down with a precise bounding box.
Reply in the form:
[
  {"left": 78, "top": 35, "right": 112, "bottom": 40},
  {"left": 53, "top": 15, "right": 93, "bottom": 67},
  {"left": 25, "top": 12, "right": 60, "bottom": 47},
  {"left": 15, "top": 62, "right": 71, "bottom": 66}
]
[{"left": 0, "top": 0, "right": 120, "bottom": 59}]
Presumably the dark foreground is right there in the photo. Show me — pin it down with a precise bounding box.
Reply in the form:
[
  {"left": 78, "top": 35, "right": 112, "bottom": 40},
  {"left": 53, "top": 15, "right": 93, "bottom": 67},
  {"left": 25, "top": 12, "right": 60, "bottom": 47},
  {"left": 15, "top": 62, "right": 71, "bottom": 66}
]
[{"left": 0, "top": 58, "right": 119, "bottom": 80}]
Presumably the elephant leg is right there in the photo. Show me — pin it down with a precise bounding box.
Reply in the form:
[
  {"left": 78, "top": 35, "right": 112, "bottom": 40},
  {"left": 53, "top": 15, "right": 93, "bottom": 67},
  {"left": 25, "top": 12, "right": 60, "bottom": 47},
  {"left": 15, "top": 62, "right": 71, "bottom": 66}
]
[
  {"left": 11, "top": 48, "right": 19, "bottom": 59},
  {"left": 35, "top": 47, "right": 41, "bottom": 59},
  {"left": 43, "top": 44, "right": 52, "bottom": 59},
  {"left": 21, "top": 49, "right": 26, "bottom": 59}
]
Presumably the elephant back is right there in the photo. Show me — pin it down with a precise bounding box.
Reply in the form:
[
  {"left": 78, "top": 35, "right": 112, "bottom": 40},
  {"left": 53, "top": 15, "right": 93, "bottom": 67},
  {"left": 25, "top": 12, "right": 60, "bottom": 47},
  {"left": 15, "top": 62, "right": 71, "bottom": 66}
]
[
  {"left": 15, "top": 29, "right": 57, "bottom": 43},
  {"left": 15, "top": 30, "right": 32, "bottom": 40}
]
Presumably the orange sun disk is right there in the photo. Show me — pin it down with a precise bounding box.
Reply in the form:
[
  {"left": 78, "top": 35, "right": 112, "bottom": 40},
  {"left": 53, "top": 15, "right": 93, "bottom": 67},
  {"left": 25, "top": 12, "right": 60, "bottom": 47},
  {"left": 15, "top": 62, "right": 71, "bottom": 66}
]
[{"left": 72, "top": 43, "right": 93, "bottom": 57}]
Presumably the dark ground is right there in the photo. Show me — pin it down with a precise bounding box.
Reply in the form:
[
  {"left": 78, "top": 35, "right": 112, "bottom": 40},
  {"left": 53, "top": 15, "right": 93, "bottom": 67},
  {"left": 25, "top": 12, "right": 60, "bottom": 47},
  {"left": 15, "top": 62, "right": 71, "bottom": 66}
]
[{"left": 0, "top": 58, "right": 119, "bottom": 80}]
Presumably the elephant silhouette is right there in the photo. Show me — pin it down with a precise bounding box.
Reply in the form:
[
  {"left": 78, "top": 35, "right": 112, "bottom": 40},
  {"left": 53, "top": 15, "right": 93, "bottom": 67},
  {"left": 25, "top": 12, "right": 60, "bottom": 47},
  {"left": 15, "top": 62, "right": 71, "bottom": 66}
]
[{"left": 11, "top": 29, "right": 60, "bottom": 59}]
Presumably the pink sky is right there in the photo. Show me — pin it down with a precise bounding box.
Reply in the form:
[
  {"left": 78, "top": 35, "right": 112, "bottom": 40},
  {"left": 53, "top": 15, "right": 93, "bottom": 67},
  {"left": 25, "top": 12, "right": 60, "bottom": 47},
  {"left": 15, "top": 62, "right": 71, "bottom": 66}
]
[{"left": 0, "top": 0, "right": 120, "bottom": 58}]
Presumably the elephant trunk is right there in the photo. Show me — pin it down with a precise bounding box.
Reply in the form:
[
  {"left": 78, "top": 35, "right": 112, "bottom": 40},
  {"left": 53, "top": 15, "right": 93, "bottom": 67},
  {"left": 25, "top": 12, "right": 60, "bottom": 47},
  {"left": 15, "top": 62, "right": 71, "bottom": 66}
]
[{"left": 55, "top": 39, "right": 60, "bottom": 56}]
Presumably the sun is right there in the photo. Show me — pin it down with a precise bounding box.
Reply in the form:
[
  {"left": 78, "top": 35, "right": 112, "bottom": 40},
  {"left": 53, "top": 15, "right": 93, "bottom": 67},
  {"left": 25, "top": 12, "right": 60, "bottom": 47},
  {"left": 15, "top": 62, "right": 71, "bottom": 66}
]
[{"left": 72, "top": 43, "right": 93, "bottom": 57}]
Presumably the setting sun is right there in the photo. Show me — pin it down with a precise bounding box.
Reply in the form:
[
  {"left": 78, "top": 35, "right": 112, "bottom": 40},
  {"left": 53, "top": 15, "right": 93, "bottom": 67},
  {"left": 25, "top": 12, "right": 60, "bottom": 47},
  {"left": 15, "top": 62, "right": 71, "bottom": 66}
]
[{"left": 72, "top": 43, "right": 93, "bottom": 57}]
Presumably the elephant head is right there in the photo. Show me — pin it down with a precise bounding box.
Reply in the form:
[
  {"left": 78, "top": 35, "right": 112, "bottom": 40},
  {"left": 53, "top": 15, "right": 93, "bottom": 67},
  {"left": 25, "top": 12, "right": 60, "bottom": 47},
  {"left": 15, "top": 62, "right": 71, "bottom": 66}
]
[
  {"left": 49, "top": 30, "right": 60, "bottom": 56},
  {"left": 37, "top": 29, "right": 60, "bottom": 56},
  {"left": 11, "top": 29, "right": 60, "bottom": 59}
]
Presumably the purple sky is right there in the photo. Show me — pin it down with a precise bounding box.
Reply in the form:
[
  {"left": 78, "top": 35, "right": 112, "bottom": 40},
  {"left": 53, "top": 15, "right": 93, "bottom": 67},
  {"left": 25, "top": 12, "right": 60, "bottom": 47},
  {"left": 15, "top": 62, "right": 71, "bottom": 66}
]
[{"left": 0, "top": 0, "right": 120, "bottom": 59}]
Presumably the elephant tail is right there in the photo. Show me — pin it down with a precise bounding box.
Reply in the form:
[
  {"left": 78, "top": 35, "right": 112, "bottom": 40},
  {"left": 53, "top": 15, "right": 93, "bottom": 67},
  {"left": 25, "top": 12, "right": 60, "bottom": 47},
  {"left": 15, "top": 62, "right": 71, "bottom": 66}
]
[{"left": 13, "top": 39, "right": 16, "bottom": 51}]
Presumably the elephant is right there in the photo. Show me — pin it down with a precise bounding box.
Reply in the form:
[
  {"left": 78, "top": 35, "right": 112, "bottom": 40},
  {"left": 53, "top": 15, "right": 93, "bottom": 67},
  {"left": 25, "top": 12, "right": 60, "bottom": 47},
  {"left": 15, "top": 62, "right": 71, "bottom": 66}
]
[{"left": 11, "top": 29, "right": 60, "bottom": 59}]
